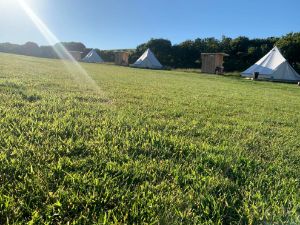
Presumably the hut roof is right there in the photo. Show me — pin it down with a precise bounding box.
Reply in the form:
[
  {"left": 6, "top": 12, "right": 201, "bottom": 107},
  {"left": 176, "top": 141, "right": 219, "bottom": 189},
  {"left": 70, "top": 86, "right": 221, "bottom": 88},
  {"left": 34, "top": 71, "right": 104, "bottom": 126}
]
[{"left": 201, "top": 53, "right": 229, "bottom": 56}]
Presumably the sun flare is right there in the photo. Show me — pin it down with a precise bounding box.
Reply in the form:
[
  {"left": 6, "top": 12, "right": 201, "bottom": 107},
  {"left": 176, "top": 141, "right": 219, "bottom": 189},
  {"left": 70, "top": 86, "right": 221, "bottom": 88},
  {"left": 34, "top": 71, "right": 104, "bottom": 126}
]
[{"left": 16, "top": 0, "right": 102, "bottom": 93}]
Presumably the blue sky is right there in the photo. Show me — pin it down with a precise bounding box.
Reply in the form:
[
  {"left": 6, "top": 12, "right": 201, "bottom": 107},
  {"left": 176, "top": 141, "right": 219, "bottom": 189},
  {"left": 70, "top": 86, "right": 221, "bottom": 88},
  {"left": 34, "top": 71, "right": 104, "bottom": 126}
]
[{"left": 0, "top": 0, "right": 299, "bottom": 49}]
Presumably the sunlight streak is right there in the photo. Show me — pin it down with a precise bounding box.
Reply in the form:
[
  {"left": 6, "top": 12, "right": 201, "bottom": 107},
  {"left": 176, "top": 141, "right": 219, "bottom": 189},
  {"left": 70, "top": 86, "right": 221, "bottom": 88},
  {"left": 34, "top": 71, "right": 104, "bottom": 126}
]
[{"left": 17, "top": 0, "right": 102, "bottom": 93}]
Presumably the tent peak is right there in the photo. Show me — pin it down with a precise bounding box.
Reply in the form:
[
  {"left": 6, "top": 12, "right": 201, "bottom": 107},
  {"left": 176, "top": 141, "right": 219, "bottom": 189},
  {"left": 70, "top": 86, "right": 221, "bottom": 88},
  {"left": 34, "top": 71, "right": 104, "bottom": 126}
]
[
  {"left": 132, "top": 48, "right": 163, "bottom": 69},
  {"left": 241, "top": 46, "right": 300, "bottom": 81},
  {"left": 82, "top": 49, "right": 104, "bottom": 63}
]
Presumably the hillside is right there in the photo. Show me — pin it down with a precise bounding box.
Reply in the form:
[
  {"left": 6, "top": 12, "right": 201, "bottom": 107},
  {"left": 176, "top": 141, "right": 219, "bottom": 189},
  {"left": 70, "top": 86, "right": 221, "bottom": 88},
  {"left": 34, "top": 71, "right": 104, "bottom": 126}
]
[{"left": 0, "top": 53, "right": 299, "bottom": 224}]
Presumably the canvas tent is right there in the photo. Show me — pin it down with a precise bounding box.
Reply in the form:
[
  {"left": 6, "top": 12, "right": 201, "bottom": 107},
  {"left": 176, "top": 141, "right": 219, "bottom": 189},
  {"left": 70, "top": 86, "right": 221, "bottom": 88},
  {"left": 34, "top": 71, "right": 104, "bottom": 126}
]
[
  {"left": 82, "top": 49, "right": 104, "bottom": 63},
  {"left": 132, "top": 49, "right": 163, "bottom": 69},
  {"left": 241, "top": 46, "right": 300, "bottom": 82}
]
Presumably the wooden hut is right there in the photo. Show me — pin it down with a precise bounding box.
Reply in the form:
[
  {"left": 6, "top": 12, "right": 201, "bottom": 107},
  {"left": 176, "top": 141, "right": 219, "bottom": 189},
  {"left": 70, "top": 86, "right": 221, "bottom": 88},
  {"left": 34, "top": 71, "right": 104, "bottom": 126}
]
[
  {"left": 115, "top": 52, "right": 130, "bottom": 66},
  {"left": 201, "top": 53, "right": 229, "bottom": 74}
]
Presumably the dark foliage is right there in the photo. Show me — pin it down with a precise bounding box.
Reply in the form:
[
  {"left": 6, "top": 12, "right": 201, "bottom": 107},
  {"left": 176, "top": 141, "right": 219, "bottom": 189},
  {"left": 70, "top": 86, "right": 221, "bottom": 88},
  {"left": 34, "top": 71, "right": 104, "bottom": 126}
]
[
  {"left": 59, "top": 42, "right": 86, "bottom": 52},
  {"left": 128, "top": 34, "right": 299, "bottom": 72},
  {"left": 0, "top": 32, "right": 299, "bottom": 72},
  {"left": 99, "top": 50, "right": 115, "bottom": 62}
]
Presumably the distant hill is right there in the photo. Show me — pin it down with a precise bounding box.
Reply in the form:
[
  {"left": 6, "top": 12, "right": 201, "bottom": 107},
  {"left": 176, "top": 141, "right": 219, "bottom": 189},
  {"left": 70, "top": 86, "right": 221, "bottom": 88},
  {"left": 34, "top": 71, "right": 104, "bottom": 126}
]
[{"left": 0, "top": 41, "right": 119, "bottom": 62}]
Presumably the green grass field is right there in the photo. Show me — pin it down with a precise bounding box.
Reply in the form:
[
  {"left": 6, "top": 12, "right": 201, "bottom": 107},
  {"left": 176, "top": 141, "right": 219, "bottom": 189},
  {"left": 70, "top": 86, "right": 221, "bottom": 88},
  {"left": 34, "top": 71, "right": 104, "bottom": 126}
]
[{"left": 0, "top": 53, "right": 299, "bottom": 224}]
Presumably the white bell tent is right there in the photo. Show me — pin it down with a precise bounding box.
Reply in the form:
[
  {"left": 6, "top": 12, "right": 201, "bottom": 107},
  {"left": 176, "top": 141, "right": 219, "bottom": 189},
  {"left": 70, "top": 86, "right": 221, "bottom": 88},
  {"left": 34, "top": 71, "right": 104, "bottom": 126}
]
[
  {"left": 82, "top": 49, "right": 104, "bottom": 63},
  {"left": 132, "top": 49, "right": 163, "bottom": 69},
  {"left": 241, "top": 46, "right": 300, "bottom": 82}
]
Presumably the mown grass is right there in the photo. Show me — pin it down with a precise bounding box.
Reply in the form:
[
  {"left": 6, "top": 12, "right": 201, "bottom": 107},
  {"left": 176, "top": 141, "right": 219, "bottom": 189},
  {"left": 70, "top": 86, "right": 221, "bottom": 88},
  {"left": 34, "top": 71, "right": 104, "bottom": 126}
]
[{"left": 0, "top": 53, "right": 299, "bottom": 224}]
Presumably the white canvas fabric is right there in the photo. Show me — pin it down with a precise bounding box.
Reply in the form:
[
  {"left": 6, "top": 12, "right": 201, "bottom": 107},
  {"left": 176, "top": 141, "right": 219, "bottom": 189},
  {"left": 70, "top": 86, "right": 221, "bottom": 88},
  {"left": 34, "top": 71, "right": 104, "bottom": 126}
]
[
  {"left": 82, "top": 49, "right": 104, "bottom": 63},
  {"left": 241, "top": 46, "right": 300, "bottom": 81},
  {"left": 133, "top": 49, "right": 163, "bottom": 69}
]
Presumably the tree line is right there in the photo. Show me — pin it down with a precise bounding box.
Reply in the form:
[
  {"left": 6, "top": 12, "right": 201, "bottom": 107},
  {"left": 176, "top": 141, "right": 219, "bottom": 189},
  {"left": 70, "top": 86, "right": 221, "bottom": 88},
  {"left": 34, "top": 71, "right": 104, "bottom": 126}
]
[
  {"left": 130, "top": 33, "right": 300, "bottom": 72},
  {"left": 0, "top": 32, "right": 299, "bottom": 72}
]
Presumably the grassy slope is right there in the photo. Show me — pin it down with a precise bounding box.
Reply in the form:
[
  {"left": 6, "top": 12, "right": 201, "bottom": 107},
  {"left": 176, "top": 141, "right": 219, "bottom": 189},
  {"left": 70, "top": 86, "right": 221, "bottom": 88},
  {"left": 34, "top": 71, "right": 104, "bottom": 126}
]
[{"left": 0, "top": 53, "right": 299, "bottom": 224}]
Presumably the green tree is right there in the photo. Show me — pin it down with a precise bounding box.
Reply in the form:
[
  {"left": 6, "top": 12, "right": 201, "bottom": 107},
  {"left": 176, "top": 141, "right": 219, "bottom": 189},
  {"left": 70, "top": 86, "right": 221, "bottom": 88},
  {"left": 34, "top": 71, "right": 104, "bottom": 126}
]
[
  {"left": 20, "top": 42, "right": 41, "bottom": 57},
  {"left": 173, "top": 40, "right": 199, "bottom": 68},
  {"left": 59, "top": 42, "right": 86, "bottom": 52},
  {"left": 277, "top": 33, "right": 300, "bottom": 71}
]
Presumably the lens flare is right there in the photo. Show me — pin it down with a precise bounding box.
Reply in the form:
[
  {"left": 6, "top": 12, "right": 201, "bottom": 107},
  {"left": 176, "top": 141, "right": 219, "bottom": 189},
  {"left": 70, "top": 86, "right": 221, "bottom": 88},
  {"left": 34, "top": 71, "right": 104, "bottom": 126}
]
[{"left": 17, "top": 0, "right": 102, "bottom": 93}]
